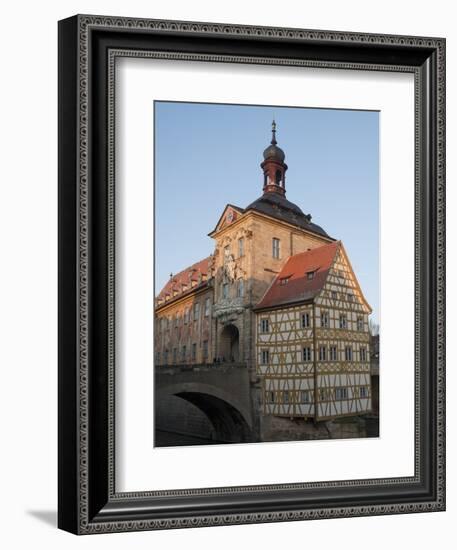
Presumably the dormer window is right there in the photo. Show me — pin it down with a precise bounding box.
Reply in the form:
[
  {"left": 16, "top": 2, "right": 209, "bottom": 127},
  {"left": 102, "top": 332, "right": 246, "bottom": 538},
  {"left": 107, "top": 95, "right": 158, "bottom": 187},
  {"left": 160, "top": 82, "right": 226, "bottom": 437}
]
[
  {"left": 307, "top": 271, "right": 315, "bottom": 280},
  {"left": 279, "top": 276, "right": 290, "bottom": 286}
]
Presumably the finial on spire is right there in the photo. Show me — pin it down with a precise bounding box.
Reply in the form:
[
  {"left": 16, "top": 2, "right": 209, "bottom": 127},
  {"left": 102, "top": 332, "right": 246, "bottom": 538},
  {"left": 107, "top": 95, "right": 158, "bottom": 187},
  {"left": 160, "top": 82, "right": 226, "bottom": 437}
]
[{"left": 271, "top": 119, "right": 277, "bottom": 145}]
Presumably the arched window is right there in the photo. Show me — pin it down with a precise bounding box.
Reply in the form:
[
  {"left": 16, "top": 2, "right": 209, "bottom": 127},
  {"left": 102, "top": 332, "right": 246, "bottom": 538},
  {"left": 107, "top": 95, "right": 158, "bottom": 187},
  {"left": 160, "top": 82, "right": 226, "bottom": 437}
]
[{"left": 275, "top": 169, "right": 282, "bottom": 185}]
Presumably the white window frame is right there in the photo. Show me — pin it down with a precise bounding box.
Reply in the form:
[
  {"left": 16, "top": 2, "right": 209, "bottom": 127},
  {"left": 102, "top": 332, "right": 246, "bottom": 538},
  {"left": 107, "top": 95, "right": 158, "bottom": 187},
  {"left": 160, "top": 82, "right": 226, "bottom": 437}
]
[
  {"left": 272, "top": 237, "right": 280, "bottom": 259},
  {"left": 302, "top": 347, "right": 312, "bottom": 362},
  {"left": 319, "top": 346, "right": 327, "bottom": 361},
  {"left": 238, "top": 237, "right": 244, "bottom": 258},
  {"left": 260, "top": 318, "right": 269, "bottom": 333},
  {"left": 261, "top": 349, "right": 269, "bottom": 365}
]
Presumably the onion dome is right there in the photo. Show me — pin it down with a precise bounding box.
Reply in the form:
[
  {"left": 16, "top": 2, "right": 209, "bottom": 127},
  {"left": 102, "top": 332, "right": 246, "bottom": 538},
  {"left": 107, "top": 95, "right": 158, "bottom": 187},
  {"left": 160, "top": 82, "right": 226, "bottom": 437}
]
[{"left": 262, "top": 120, "right": 286, "bottom": 162}]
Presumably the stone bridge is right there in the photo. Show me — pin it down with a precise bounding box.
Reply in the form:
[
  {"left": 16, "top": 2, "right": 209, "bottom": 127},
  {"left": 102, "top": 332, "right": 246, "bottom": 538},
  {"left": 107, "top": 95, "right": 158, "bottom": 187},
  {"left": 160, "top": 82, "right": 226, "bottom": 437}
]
[{"left": 155, "top": 363, "right": 259, "bottom": 444}]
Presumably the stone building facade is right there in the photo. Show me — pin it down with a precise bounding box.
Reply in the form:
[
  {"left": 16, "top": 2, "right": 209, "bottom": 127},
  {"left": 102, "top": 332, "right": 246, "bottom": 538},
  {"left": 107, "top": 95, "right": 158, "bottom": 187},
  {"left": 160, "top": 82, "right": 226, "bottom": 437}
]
[{"left": 155, "top": 121, "right": 372, "bottom": 429}]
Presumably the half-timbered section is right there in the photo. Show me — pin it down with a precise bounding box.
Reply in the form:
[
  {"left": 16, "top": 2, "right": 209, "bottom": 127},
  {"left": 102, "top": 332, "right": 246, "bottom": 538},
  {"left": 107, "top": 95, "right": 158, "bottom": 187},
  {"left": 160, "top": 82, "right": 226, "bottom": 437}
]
[{"left": 254, "top": 241, "right": 372, "bottom": 421}]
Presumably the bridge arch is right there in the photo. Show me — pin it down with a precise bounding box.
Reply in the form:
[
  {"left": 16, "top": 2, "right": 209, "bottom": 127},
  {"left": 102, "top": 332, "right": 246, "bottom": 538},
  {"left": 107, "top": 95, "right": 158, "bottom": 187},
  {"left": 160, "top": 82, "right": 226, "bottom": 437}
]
[{"left": 156, "top": 381, "right": 253, "bottom": 444}]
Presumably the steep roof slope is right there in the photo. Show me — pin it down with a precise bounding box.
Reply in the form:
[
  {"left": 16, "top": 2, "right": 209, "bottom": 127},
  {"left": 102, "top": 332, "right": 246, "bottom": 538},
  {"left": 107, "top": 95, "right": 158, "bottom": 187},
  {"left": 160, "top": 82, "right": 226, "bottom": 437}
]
[
  {"left": 255, "top": 241, "right": 340, "bottom": 310},
  {"left": 156, "top": 256, "right": 211, "bottom": 304}
]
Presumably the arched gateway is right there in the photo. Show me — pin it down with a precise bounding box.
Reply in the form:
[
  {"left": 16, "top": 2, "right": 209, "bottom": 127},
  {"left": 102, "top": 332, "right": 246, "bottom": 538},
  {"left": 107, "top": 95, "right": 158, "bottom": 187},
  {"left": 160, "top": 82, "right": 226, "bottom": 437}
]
[{"left": 219, "top": 324, "right": 240, "bottom": 363}]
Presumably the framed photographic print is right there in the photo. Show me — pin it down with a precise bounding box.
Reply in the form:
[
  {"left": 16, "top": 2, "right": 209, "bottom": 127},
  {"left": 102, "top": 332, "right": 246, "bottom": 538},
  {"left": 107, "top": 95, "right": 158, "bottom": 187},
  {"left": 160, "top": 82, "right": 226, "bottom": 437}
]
[{"left": 58, "top": 14, "right": 446, "bottom": 534}]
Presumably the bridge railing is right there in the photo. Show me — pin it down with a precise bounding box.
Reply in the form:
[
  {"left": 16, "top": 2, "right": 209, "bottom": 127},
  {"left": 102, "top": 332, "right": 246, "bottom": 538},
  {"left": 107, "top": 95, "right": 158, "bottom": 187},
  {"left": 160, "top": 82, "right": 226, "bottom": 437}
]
[{"left": 155, "top": 361, "right": 248, "bottom": 373}]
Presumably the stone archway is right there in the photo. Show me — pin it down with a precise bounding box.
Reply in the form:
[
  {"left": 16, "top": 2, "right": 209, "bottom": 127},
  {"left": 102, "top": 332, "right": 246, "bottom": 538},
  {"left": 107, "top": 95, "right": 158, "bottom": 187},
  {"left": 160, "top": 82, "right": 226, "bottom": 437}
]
[{"left": 220, "top": 324, "right": 240, "bottom": 363}]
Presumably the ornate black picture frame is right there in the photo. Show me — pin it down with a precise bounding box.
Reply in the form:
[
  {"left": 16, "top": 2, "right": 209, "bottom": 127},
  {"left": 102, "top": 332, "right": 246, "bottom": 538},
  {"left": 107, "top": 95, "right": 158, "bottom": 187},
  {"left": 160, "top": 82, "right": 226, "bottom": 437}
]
[{"left": 58, "top": 14, "right": 445, "bottom": 534}]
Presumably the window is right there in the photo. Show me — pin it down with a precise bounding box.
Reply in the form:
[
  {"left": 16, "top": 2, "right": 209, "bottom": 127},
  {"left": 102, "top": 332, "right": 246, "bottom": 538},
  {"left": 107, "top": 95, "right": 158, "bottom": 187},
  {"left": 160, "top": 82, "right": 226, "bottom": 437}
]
[
  {"left": 272, "top": 238, "right": 280, "bottom": 259},
  {"left": 172, "top": 348, "right": 177, "bottom": 364},
  {"left": 306, "top": 271, "right": 315, "bottom": 280},
  {"left": 261, "top": 349, "right": 269, "bottom": 365},
  {"left": 204, "top": 297, "right": 211, "bottom": 317},
  {"left": 329, "top": 346, "right": 337, "bottom": 361},
  {"left": 164, "top": 350, "right": 168, "bottom": 364},
  {"left": 335, "top": 387, "right": 348, "bottom": 400},
  {"left": 321, "top": 311, "right": 329, "bottom": 328},
  {"left": 238, "top": 237, "right": 244, "bottom": 258},
  {"left": 359, "top": 386, "right": 368, "bottom": 398},
  {"left": 345, "top": 346, "right": 353, "bottom": 361},
  {"left": 174, "top": 315, "right": 179, "bottom": 328},
  {"left": 202, "top": 340, "right": 208, "bottom": 361},
  {"left": 260, "top": 318, "right": 269, "bottom": 333},
  {"left": 360, "top": 347, "right": 367, "bottom": 362},
  {"left": 222, "top": 283, "right": 229, "bottom": 299},
  {"left": 279, "top": 277, "right": 289, "bottom": 286},
  {"left": 357, "top": 317, "right": 364, "bottom": 331},
  {"left": 184, "top": 309, "right": 189, "bottom": 324},
  {"left": 156, "top": 352, "right": 160, "bottom": 364},
  {"left": 348, "top": 292, "right": 354, "bottom": 302},
  {"left": 267, "top": 391, "right": 275, "bottom": 404},
  {"left": 331, "top": 290, "right": 338, "bottom": 299},
  {"left": 301, "top": 312, "right": 310, "bottom": 328},
  {"left": 283, "top": 390, "right": 290, "bottom": 404},
  {"left": 193, "top": 302, "right": 200, "bottom": 321},
  {"left": 302, "top": 347, "right": 312, "bottom": 362},
  {"left": 181, "top": 346, "right": 186, "bottom": 361},
  {"left": 191, "top": 343, "right": 197, "bottom": 361},
  {"left": 237, "top": 279, "right": 244, "bottom": 298},
  {"left": 300, "top": 390, "right": 311, "bottom": 403},
  {"left": 319, "top": 346, "right": 327, "bottom": 361},
  {"left": 339, "top": 314, "right": 347, "bottom": 329},
  {"left": 275, "top": 169, "right": 282, "bottom": 185},
  {"left": 319, "top": 388, "right": 328, "bottom": 401}
]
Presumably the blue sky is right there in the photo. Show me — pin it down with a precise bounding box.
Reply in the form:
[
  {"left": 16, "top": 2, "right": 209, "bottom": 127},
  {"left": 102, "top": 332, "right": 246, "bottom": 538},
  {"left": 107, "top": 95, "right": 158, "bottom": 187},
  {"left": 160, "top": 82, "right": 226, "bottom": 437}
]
[{"left": 155, "top": 102, "right": 379, "bottom": 325}]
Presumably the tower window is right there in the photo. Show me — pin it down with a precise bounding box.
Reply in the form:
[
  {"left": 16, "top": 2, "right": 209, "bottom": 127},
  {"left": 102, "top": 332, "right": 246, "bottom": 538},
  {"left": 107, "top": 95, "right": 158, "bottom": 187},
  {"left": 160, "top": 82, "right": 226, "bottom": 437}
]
[
  {"left": 272, "top": 238, "right": 280, "bottom": 259},
  {"left": 275, "top": 169, "right": 282, "bottom": 185}
]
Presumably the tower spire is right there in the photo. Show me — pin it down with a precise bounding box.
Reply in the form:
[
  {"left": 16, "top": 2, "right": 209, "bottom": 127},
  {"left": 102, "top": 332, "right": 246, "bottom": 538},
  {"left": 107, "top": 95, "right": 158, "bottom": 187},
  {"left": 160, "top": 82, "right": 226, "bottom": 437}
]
[
  {"left": 271, "top": 119, "right": 277, "bottom": 145},
  {"left": 261, "top": 121, "right": 288, "bottom": 196}
]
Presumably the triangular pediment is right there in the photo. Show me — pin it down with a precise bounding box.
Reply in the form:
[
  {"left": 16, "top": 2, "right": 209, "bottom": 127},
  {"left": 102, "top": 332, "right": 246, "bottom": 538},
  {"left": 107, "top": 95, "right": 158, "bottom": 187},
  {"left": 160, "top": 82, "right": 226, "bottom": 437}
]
[{"left": 210, "top": 204, "right": 245, "bottom": 235}]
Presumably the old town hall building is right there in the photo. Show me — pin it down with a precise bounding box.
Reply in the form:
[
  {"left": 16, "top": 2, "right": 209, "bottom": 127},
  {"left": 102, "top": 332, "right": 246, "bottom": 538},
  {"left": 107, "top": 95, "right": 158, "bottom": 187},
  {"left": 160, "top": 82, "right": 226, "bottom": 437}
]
[{"left": 155, "top": 122, "right": 372, "bottom": 425}]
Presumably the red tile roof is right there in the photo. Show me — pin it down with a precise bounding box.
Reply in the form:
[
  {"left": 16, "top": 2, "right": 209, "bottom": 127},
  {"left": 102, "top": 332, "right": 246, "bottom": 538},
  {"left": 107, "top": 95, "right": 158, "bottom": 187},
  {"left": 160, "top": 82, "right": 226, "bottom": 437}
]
[
  {"left": 156, "top": 256, "right": 211, "bottom": 304},
  {"left": 255, "top": 241, "right": 340, "bottom": 310}
]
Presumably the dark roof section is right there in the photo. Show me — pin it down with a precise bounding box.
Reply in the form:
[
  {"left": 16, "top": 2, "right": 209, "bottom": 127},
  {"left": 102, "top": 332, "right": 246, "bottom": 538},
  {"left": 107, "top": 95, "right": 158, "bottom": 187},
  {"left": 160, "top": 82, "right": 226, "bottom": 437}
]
[
  {"left": 254, "top": 241, "right": 340, "bottom": 310},
  {"left": 245, "top": 192, "right": 331, "bottom": 238}
]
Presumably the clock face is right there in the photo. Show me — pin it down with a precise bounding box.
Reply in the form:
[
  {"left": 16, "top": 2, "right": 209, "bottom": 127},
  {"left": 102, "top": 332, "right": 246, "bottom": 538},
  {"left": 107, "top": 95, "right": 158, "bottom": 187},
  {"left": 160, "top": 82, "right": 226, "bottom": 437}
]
[{"left": 227, "top": 211, "right": 234, "bottom": 222}]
